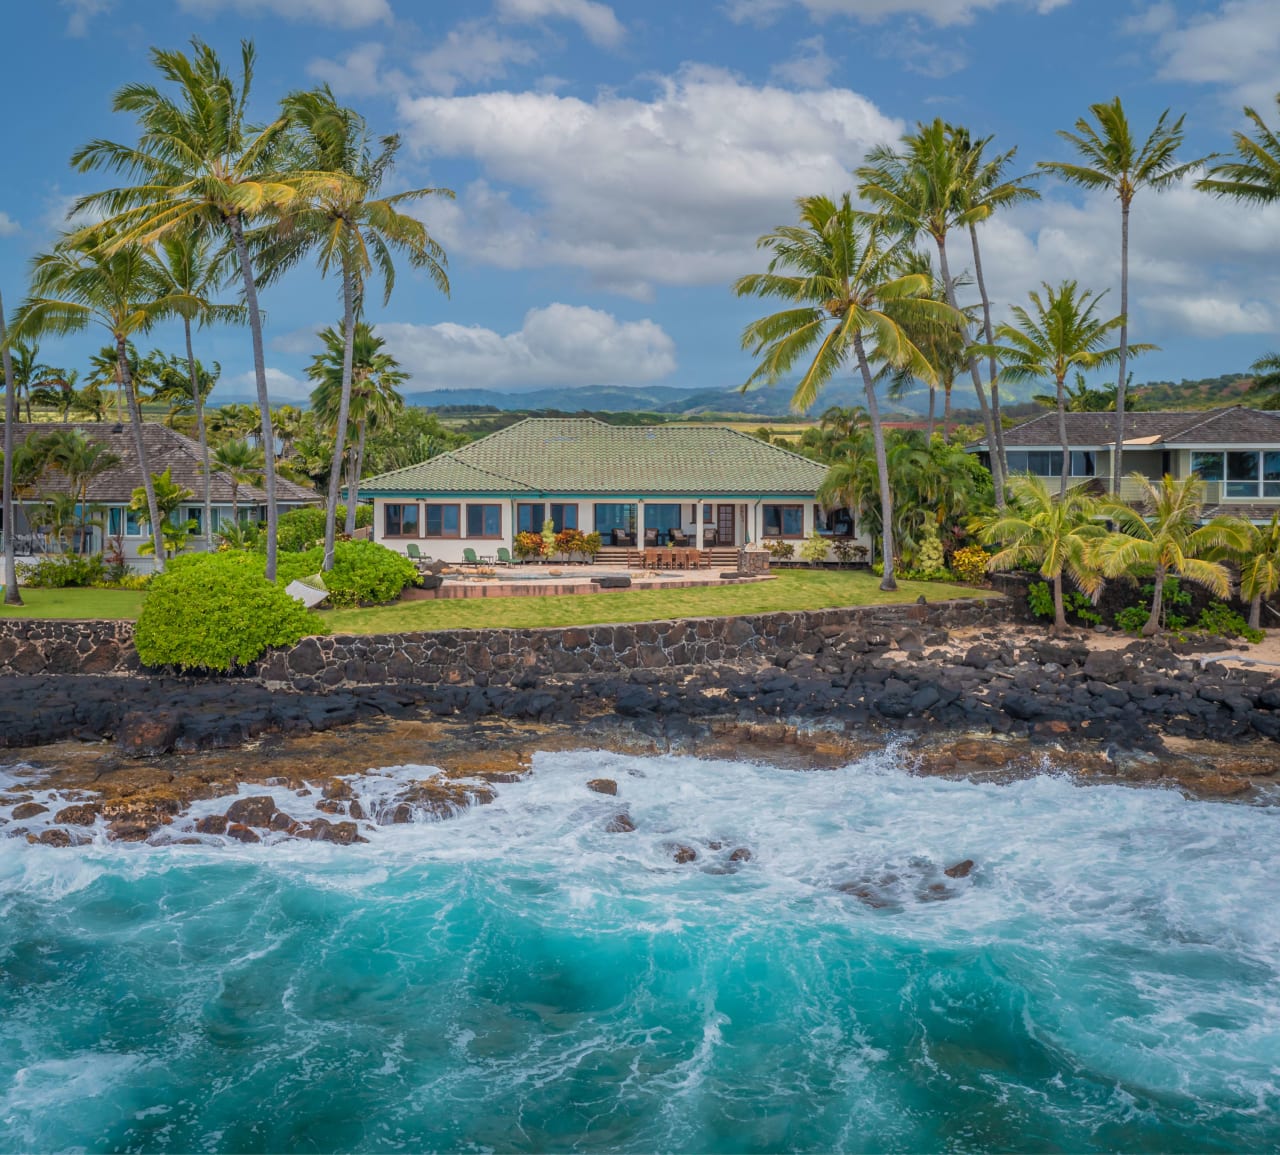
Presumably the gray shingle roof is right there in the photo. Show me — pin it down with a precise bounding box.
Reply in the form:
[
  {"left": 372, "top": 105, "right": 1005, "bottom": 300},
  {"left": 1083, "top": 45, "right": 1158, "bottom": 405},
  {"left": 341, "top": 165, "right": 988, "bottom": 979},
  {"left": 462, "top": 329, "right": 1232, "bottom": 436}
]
[
  {"left": 362, "top": 417, "right": 829, "bottom": 495},
  {"left": 5, "top": 421, "right": 318, "bottom": 505},
  {"left": 975, "top": 407, "right": 1280, "bottom": 448}
]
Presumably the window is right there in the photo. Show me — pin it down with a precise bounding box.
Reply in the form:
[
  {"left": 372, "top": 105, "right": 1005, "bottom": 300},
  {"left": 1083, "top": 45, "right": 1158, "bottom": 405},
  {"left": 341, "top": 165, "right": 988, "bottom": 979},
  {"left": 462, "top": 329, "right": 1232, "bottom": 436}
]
[
  {"left": 107, "top": 507, "right": 143, "bottom": 537},
  {"left": 1070, "top": 451, "right": 1096, "bottom": 477},
  {"left": 551, "top": 503, "right": 578, "bottom": 532},
  {"left": 184, "top": 507, "right": 203, "bottom": 533},
  {"left": 1191, "top": 451, "right": 1224, "bottom": 481},
  {"left": 1265, "top": 452, "right": 1280, "bottom": 498},
  {"left": 594, "top": 503, "right": 637, "bottom": 537},
  {"left": 424, "top": 503, "right": 460, "bottom": 538},
  {"left": 1227, "top": 451, "right": 1260, "bottom": 497},
  {"left": 703, "top": 504, "right": 714, "bottom": 524},
  {"left": 816, "top": 505, "right": 854, "bottom": 536},
  {"left": 762, "top": 503, "right": 804, "bottom": 538},
  {"left": 466, "top": 503, "right": 502, "bottom": 538},
  {"left": 516, "top": 503, "right": 544, "bottom": 534},
  {"left": 643, "top": 503, "right": 683, "bottom": 539},
  {"left": 384, "top": 503, "right": 420, "bottom": 537}
]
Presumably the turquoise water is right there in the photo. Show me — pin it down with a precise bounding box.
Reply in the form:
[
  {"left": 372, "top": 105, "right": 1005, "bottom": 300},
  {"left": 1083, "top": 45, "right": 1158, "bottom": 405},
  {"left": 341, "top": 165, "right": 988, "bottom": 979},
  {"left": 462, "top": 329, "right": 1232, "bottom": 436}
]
[{"left": 0, "top": 748, "right": 1277, "bottom": 1153}]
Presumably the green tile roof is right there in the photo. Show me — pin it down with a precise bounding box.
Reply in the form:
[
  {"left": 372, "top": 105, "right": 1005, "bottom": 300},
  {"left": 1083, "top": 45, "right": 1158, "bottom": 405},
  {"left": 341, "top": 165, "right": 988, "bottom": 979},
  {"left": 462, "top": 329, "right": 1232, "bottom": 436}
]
[{"left": 362, "top": 417, "right": 829, "bottom": 496}]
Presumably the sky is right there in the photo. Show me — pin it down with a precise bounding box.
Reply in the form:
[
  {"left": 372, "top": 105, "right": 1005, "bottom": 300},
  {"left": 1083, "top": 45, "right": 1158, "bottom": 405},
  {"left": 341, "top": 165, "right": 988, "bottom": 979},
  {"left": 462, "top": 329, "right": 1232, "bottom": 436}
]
[{"left": 4, "top": 0, "right": 1280, "bottom": 409}]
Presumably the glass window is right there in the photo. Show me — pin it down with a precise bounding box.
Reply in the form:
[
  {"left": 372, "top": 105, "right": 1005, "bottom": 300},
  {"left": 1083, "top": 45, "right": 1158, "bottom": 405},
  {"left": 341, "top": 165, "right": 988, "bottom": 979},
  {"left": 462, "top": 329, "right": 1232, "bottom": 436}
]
[
  {"left": 516, "top": 503, "right": 545, "bottom": 534},
  {"left": 643, "top": 503, "right": 683, "bottom": 541},
  {"left": 424, "top": 504, "right": 460, "bottom": 538},
  {"left": 763, "top": 504, "right": 804, "bottom": 537},
  {"left": 550, "top": 503, "right": 578, "bottom": 532},
  {"left": 108, "top": 507, "right": 142, "bottom": 537},
  {"left": 1264, "top": 452, "right": 1280, "bottom": 498},
  {"left": 466, "top": 504, "right": 502, "bottom": 538},
  {"left": 594, "top": 503, "right": 637, "bottom": 538},
  {"left": 1191, "top": 451, "right": 1225, "bottom": 481},
  {"left": 703, "top": 504, "right": 714, "bottom": 524},
  {"left": 384, "top": 503, "right": 420, "bottom": 537},
  {"left": 1070, "top": 451, "right": 1096, "bottom": 477},
  {"left": 1226, "top": 451, "right": 1260, "bottom": 497}
]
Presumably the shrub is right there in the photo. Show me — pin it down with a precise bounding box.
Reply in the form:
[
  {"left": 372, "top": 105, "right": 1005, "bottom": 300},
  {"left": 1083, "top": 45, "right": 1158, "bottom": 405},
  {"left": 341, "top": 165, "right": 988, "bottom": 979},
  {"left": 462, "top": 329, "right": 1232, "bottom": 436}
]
[
  {"left": 799, "top": 531, "right": 831, "bottom": 565},
  {"left": 1197, "top": 602, "right": 1265, "bottom": 644},
  {"left": 913, "top": 528, "right": 946, "bottom": 574},
  {"left": 92, "top": 572, "right": 150, "bottom": 591},
  {"left": 1027, "top": 580, "right": 1101, "bottom": 625},
  {"left": 831, "top": 540, "right": 868, "bottom": 566},
  {"left": 1115, "top": 605, "right": 1149, "bottom": 635},
  {"left": 514, "top": 531, "right": 545, "bottom": 560},
  {"left": 274, "top": 505, "right": 372, "bottom": 553},
  {"left": 766, "top": 539, "right": 795, "bottom": 560},
  {"left": 16, "top": 555, "right": 108, "bottom": 588},
  {"left": 275, "top": 540, "right": 418, "bottom": 608},
  {"left": 949, "top": 545, "right": 991, "bottom": 585},
  {"left": 135, "top": 552, "right": 324, "bottom": 672}
]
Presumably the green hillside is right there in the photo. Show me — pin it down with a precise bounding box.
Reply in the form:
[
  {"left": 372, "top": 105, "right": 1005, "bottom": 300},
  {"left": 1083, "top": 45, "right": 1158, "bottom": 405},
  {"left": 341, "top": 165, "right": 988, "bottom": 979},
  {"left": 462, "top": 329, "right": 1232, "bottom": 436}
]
[{"left": 1129, "top": 372, "right": 1254, "bottom": 410}]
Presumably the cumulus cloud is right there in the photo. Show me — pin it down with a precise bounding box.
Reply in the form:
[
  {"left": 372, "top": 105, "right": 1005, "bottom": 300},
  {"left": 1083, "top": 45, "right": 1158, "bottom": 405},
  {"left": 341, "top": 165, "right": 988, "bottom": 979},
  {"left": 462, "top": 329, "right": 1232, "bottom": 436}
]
[
  {"left": 306, "top": 42, "right": 398, "bottom": 97},
  {"left": 0, "top": 213, "right": 20, "bottom": 237},
  {"left": 770, "top": 36, "right": 837, "bottom": 88},
  {"left": 414, "top": 21, "right": 540, "bottom": 95},
  {"left": 727, "top": 0, "right": 1068, "bottom": 28},
  {"left": 176, "top": 0, "right": 392, "bottom": 27},
  {"left": 397, "top": 68, "right": 902, "bottom": 294},
  {"left": 495, "top": 0, "right": 625, "bottom": 47},
  {"left": 218, "top": 367, "right": 311, "bottom": 403},
  {"left": 60, "top": 0, "right": 111, "bottom": 36},
  {"left": 375, "top": 305, "right": 677, "bottom": 388}
]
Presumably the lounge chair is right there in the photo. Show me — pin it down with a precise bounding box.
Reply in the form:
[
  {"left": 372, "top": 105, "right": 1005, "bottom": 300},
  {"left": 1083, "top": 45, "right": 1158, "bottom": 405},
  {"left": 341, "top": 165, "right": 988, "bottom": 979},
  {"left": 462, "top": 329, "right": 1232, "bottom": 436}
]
[
  {"left": 406, "top": 543, "right": 424, "bottom": 561},
  {"left": 462, "top": 547, "right": 480, "bottom": 567},
  {"left": 644, "top": 528, "right": 659, "bottom": 547},
  {"left": 669, "top": 528, "right": 689, "bottom": 547},
  {"left": 496, "top": 547, "right": 513, "bottom": 565}
]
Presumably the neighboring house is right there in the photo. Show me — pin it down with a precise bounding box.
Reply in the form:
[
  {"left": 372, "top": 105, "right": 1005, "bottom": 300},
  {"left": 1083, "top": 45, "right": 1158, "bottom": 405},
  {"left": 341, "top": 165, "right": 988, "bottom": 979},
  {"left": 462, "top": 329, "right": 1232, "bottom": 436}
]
[
  {"left": 2, "top": 421, "right": 318, "bottom": 569},
  {"left": 360, "top": 417, "right": 858, "bottom": 563},
  {"left": 971, "top": 407, "right": 1280, "bottom": 521}
]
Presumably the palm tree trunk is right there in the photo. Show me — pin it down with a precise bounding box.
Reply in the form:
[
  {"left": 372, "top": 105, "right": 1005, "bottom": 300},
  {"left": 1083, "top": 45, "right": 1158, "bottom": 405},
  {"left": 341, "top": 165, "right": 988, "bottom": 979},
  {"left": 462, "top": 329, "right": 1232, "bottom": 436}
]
[
  {"left": 926, "top": 383, "right": 936, "bottom": 442},
  {"left": 1053, "top": 573, "right": 1067, "bottom": 634},
  {"left": 346, "top": 419, "right": 367, "bottom": 536},
  {"left": 943, "top": 379, "right": 953, "bottom": 441},
  {"left": 323, "top": 266, "right": 357, "bottom": 572},
  {"left": 183, "top": 317, "right": 213, "bottom": 552},
  {"left": 1143, "top": 565, "right": 1165, "bottom": 636},
  {"left": 230, "top": 212, "right": 280, "bottom": 583},
  {"left": 1113, "top": 196, "right": 1131, "bottom": 494},
  {"left": 119, "top": 335, "right": 166, "bottom": 572},
  {"left": 969, "top": 223, "right": 1008, "bottom": 507},
  {"left": 1057, "top": 374, "right": 1071, "bottom": 497},
  {"left": 231, "top": 482, "right": 239, "bottom": 530},
  {"left": 935, "top": 234, "right": 1005, "bottom": 508},
  {"left": 854, "top": 332, "right": 896, "bottom": 591},
  {"left": 1, "top": 288, "right": 22, "bottom": 605},
  {"left": 1250, "top": 591, "right": 1262, "bottom": 632}
]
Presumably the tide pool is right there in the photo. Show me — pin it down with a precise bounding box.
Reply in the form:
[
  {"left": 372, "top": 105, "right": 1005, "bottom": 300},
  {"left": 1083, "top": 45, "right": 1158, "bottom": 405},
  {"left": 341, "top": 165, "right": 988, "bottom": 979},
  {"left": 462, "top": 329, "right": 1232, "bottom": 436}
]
[{"left": 0, "top": 748, "right": 1276, "bottom": 1153}]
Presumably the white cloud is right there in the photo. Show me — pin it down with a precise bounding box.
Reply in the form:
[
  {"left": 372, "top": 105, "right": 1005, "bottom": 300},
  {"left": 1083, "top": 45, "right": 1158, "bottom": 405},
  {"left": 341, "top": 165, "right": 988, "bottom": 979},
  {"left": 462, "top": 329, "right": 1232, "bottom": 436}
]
[
  {"left": 0, "top": 213, "right": 20, "bottom": 237},
  {"left": 219, "top": 367, "right": 311, "bottom": 403},
  {"left": 176, "top": 0, "right": 392, "bottom": 27},
  {"left": 727, "top": 0, "right": 1068, "bottom": 28},
  {"left": 376, "top": 305, "right": 676, "bottom": 388},
  {"left": 496, "top": 0, "right": 625, "bottom": 47},
  {"left": 770, "top": 36, "right": 836, "bottom": 88},
  {"left": 1140, "top": 0, "right": 1280, "bottom": 107},
  {"left": 397, "top": 69, "right": 902, "bottom": 294},
  {"left": 61, "top": 0, "right": 110, "bottom": 36},
  {"left": 306, "top": 42, "right": 399, "bottom": 97},
  {"left": 414, "top": 21, "right": 540, "bottom": 95}
]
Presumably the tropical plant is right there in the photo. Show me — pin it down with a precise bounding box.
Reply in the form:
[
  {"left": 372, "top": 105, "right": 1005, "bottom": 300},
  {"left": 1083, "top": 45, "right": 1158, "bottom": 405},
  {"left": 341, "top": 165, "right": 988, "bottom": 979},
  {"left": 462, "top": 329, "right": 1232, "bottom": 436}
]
[
  {"left": 1240, "top": 351, "right": 1280, "bottom": 409},
  {"left": 5, "top": 338, "right": 66, "bottom": 422},
  {"left": 977, "top": 473, "right": 1106, "bottom": 634},
  {"left": 273, "top": 539, "right": 418, "bottom": 608},
  {"left": 513, "top": 530, "right": 544, "bottom": 560},
  {"left": 211, "top": 439, "right": 265, "bottom": 528},
  {"left": 949, "top": 543, "right": 991, "bottom": 584},
  {"left": 1196, "top": 92, "right": 1280, "bottom": 206},
  {"left": 71, "top": 40, "right": 355, "bottom": 582},
  {"left": 735, "top": 195, "right": 954, "bottom": 590},
  {"left": 11, "top": 229, "right": 182, "bottom": 567},
  {"left": 1, "top": 288, "right": 21, "bottom": 605},
  {"left": 42, "top": 430, "right": 122, "bottom": 552},
  {"left": 973, "top": 280, "right": 1150, "bottom": 494},
  {"left": 1095, "top": 474, "right": 1251, "bottom": 636},
  {"left": 129, "top": 467, "right": 194, "bottom": 560},
  {"left": 799, "top": 530, "right": 831, "bottom": 565},
  {"left": 1235, "top": 511, "right": 1280, "bottom": 631},
  {"left": 1039, "top": 98, "right": 1198, "bottom": 490},
  {"left": 1034, "top": 369, "right": 1117, "bottom": 412}
]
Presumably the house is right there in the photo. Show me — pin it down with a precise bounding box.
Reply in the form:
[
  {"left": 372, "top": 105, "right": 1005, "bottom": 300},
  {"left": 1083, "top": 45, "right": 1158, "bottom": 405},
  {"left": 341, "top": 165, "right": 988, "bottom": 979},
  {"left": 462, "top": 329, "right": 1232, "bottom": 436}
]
[
  {"left": 1, "top": 421, "right": 318, "bottom": 569},
  {"left": 970, "top": 407, "right": 1280, "bottom": 521},
  {"left": 360, "top": 417, "right": 856, "bottom": 562}
]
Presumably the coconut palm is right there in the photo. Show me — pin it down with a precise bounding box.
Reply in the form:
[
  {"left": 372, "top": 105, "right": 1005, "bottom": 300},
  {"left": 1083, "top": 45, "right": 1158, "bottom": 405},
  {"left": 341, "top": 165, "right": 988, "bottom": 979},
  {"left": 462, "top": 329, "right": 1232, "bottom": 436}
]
[
  {"left": 70, "top": 39, "right": 354, "bottom": 581},
  {"left": 10, "top": 230, "right": 180, "bottom": 568},
  {"left": 211, "top": 438, "right": 264, "bottom": 529},
  {"left": 6, "top": 338, "right": 67, "bottom": 422},
  {"left": 85, "top": 344, "right": 135, "bottom": 422},
  {"left": 1039, "top": 99, "right": 1199, "bottom": 491},
  {"left": 973, "top": 281, "right": 1152, "bottom": 495},
  {"left": 1196, "top": 93, "right": 1280, "bottom": 207},
  {"left": 42, "top": 430, "right": 121, "bottom": 553},
  {"left": 253, "top": 87, "right": 450, "bottom": 571},
  {"left": 1034, "top": 370, "right": 1117, "bottom": 412},
  {"left": 734, "top": 194, "right": 955, "bottom": 590},
  {"left": 856, "top": 118, "right": 1006, "bottom": 505},
  {"left": 30, "top": 367, "right": 79, "bottom": 419},
  {"left": 1241, "top": 351, "right": 1280, "bottom": 409},
  {"left": 979, "top": 474, "right": 1105, "bottom": 634},
  {"left": 1096, "top": 474, "right": 1251, "bottom": 636},
  {"left": 1234, "top": 512, "right": 1280, "bottom": 631},
  {"left": 1, "top": 288, "right": 20, "bottom": 605},
  {"left": 145, "top": 232, "right": 242, "bottom": 550}
]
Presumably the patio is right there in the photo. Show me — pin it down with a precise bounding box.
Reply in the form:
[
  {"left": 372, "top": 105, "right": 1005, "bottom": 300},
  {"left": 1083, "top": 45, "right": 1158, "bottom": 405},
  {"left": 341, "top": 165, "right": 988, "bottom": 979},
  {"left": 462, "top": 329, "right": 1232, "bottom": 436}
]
[{"left": 402, "top": 563, "right": 774, "bottom": 601}]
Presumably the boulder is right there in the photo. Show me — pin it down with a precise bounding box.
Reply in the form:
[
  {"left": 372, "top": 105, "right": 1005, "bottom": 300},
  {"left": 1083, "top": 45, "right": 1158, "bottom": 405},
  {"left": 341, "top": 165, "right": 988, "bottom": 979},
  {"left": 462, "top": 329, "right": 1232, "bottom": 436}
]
[
  {"left": 37, "top": 828, "right": 72, "bottom": 847},
  {"left": 668, "top": 843, "right": 698, "bottom": 864},
  {"left": 587, "top": 778, "right": 618, "bottom": 796},
  {"left": 54, "top": 803, "right": 99, "bottom": 826},
  {"left": 944, "top": 859, "right": 974, "bottom": 879},
  {"left": 116, "top": 711, "right": 180, "bottom": 758},
  {"left": 605, "top": 812, "right": 636, "bottom": 833},
  {"left": 225, "top": 795, "right": 277, "bottom": 828},
  {"left": 195, "top": 814, "right": 228, "bottom": 835},
  {"left": 11, "top": 802, "right": 48, "bottom": 820},
  {"left": 729, "top": 847, "right": 753, "bottom": 863},
  {"left": 225, "top": 823, "right": 261, "bottom": 844}
]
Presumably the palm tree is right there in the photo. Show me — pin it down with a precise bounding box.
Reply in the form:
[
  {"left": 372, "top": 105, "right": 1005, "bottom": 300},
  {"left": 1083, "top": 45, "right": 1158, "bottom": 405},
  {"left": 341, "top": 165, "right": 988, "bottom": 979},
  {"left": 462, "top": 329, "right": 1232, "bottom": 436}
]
[
  {"left": 1039, "top": 99, "right": 1199, "bottom": 491},
  {"left": 85, "top": 344, "right": 135, "bottom": 422},
  {"left": 260, "top": 86, "right": 449, "bottom": 571},
  {"left": 307, "top": 321, "right": 407, "bottom": 533},
  {"left": 974, "top": 281, "right": 1150, "bottom": 495},
  {"left": 71, "top": 378, "right": 109, "bottom": 422},
  {"left": 1096, "top": 474, "right": 1251, "bottom": 636},
  {"left": 1242, "top": 351, "right": 1280, "bottom": 408},
  {"left": 43, "top": 430, "right": 121, "bottom": 553},
  {"left": 979, "top": 474, "right": 1105, "bottom": 634},
  {"left": 1236, "top": 512, "right": 1280, "bottom": 631},
  {"left": 211, "top": 438, "right": 264, "bottom": 529},
  {"left": 1, "top": 288, "right": 21, "bottom": 605},
  {"left": 11, "top": 230, "right": 179, "bottom": 568},
  {"left": 70, "top": 39, "right": 354, "bottom": 581},
  {"left": 856, "top": 118, "right": 1006, "bottom": 506},
  {"left": 1034, "top": 370, "right": 1117, "bottom": 412},
  {"left": 1196, "top": 92, "right": 1280, "bottom": 206},
  {"left": 145, "top": 232, "right": 242, "bottom": 550},
  {"left": 7, "top": 339, "right": 65, "bottom": 422},
  {"left": 129, "top": 467, "right": 195, "bottom": 561},
  {"left": 30, "top": 367, "right": 79, "bottom": 419},
  {"left": 734, "top": 195, "right": 954, "bottom": 590}
]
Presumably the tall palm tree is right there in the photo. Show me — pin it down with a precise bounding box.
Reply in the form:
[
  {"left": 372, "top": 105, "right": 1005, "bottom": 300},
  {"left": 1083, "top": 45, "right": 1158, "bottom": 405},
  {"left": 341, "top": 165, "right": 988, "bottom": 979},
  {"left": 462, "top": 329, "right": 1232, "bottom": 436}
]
[
  {"left": 1096, "top": 474, "right": 1250, "bottom": 636},
  {"left": 733, "top": 195, "right": 954, "bottom": 590},
  {"left": 1236, "top": 512, "right": 1280, "bottom": 631},
  {"left": 145, "top": 232, "right": 242, "bottom": 550},
  {"left": 1196, "top": 92, "right": 1280, "bottom": 206},
  {"left": 1034, "top": 370, "right": 1117, "bottom": 412},
  {"left": 1241, "top": 351, "right": 1280, "bottom": 409},
  {"left": 43, "top": 429, "right": 121, "bottom": 553},
  {"left": 211, "top": 439, "right": 264, "bottom": 530},
  {"left": 307, "top": 321, "right": 407, "bottom": 533},
  {"left": 1039, "top": 99, "right": 1198, "bottom": 491},
  {"left": 979, "top": 474, "right": 1105, "bottom": 634},
  {"left": 259, "top": 86, "right": 449, "bottom": 571},
  {"left": 86, "top": 344, "right": 135, "bottom": 422},
  {"left": 7, "top": 339, "right": 65, "bottom": 422},
  {"left": 856, "top": 118, "right": 1006, "bottom": 506},
  {"left": 70, "top": 39, "right": 354, "bottom": 581},
  {"left": 1, "top": 288, "right": 21, "bottom": 605},
  {"left": 974, "top": 281, "right": 1150, "bottom": 495},
  {"left": 30, "top": 367, "right": 79, "bottom": 419},
  {"left": 11, "top": 230, "right": 179, "bottom": 568},
  {"left": 953, "top": 126, "right": 1040, "bottom": 487}
]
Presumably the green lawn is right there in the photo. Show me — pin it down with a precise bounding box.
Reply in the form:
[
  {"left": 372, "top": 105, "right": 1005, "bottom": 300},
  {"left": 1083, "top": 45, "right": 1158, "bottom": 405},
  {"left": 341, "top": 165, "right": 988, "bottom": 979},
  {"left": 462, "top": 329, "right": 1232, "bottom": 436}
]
[
  {"left": 0, "top": 587, "right": 146, "bottom": 620},
  {"left": 324, "top": 569, "right": 991, "bottom": 635}
]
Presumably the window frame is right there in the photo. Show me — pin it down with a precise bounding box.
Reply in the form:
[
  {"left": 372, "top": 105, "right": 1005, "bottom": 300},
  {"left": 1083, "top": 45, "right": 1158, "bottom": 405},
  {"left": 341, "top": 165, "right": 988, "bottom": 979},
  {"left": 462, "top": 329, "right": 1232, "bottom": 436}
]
[
  {"left": 466, "top": 503, "right": 503, "bottom": 539},
  {"left": 423, "top": 502, "right": 461, "bottom": 539},
  {"left": 762, "top": 502, "right": 805, "bottom": 539},
  {"left": 383, "top": 502, "right": 421, "bottom": 538}
]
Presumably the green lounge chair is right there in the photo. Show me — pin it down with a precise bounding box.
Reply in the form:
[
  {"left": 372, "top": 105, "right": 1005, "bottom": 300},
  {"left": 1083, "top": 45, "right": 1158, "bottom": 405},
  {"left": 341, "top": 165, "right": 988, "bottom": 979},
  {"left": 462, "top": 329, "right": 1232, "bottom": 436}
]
[
  {"left": 496, "top": 547, "right": 513, "bottom": 565},
  {"left": 406, "top": 543, "right": 423, "bottom": 560},
  {"left": 463, "top": 547, "right": 480, "bottom": 567}
]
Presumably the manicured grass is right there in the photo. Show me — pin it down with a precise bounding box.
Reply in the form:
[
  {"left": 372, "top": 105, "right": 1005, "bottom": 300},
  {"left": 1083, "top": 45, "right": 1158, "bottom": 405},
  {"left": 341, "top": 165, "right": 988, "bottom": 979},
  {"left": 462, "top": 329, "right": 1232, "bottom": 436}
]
[
  {"left": 324, "top": 569, "right": 991, "bottom": 635},
  {"left": 0, "top": 587, "right": 145, "bottom": 620}
]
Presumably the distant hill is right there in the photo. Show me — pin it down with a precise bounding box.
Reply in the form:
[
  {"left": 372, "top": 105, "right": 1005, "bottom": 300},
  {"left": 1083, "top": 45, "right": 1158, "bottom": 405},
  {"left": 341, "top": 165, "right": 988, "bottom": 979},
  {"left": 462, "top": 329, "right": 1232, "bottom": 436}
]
[{"left": 1129, "top": 372, "right": 1253, "bottom": 410}]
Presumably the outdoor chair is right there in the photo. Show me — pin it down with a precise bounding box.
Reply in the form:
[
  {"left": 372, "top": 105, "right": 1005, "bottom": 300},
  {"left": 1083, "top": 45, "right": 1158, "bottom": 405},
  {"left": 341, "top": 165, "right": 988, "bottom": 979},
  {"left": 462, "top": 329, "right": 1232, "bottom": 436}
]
[
  {"left": 669, "top": 528, "right": 688, "bottom": 547},
  {"left": 496, "top": 547, "right": 513, "bottom": 565},
  {"left": 462, "top": 547, "right": 481, "bottom": 567},
  {"left": 644, "top": 528, "right": 659, "bottom": 547},
  {"left": 704, "top": 529, "right": 719, "bottom": 547}
]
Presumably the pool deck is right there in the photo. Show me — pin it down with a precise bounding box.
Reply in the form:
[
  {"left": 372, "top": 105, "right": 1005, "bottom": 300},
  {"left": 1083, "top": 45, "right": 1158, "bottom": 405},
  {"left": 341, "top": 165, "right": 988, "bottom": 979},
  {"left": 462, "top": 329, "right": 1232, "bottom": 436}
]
[{"left": 403, "top": 565, "right": 773, "bottom": 600}]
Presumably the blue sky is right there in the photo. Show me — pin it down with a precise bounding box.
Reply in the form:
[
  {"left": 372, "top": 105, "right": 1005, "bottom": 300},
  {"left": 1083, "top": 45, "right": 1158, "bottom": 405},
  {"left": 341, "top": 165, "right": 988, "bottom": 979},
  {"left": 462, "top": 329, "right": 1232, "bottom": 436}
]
[{"left": 4, "top": 0, "right": 1280, "bottom": 409}]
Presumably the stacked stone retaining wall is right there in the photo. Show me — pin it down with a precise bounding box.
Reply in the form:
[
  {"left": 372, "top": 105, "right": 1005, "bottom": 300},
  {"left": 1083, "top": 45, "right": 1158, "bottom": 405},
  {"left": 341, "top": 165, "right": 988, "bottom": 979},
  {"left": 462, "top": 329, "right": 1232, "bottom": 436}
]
[{"left": 0, "top": 619, "right": 138, "bottom": 676}]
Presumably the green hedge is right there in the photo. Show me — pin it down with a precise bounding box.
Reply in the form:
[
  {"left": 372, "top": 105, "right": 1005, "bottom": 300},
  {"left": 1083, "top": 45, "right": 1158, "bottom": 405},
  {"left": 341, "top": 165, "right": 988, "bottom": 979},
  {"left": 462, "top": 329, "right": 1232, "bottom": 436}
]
[
  {"left": 274, "top": 505, "right": 375, "bottom": 553},
  {"left": 274, "top": 540, "right": 418, "bottom": 608},
  {"left": 135, "top": 552, "right": 325, "bottom": 672}
]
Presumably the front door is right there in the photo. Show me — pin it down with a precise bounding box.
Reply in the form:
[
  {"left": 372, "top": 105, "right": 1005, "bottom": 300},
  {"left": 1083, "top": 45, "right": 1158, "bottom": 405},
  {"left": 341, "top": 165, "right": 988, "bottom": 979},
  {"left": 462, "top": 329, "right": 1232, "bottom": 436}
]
[{"left": 717, "top": 504, "right": 736, "bottom": 547}]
